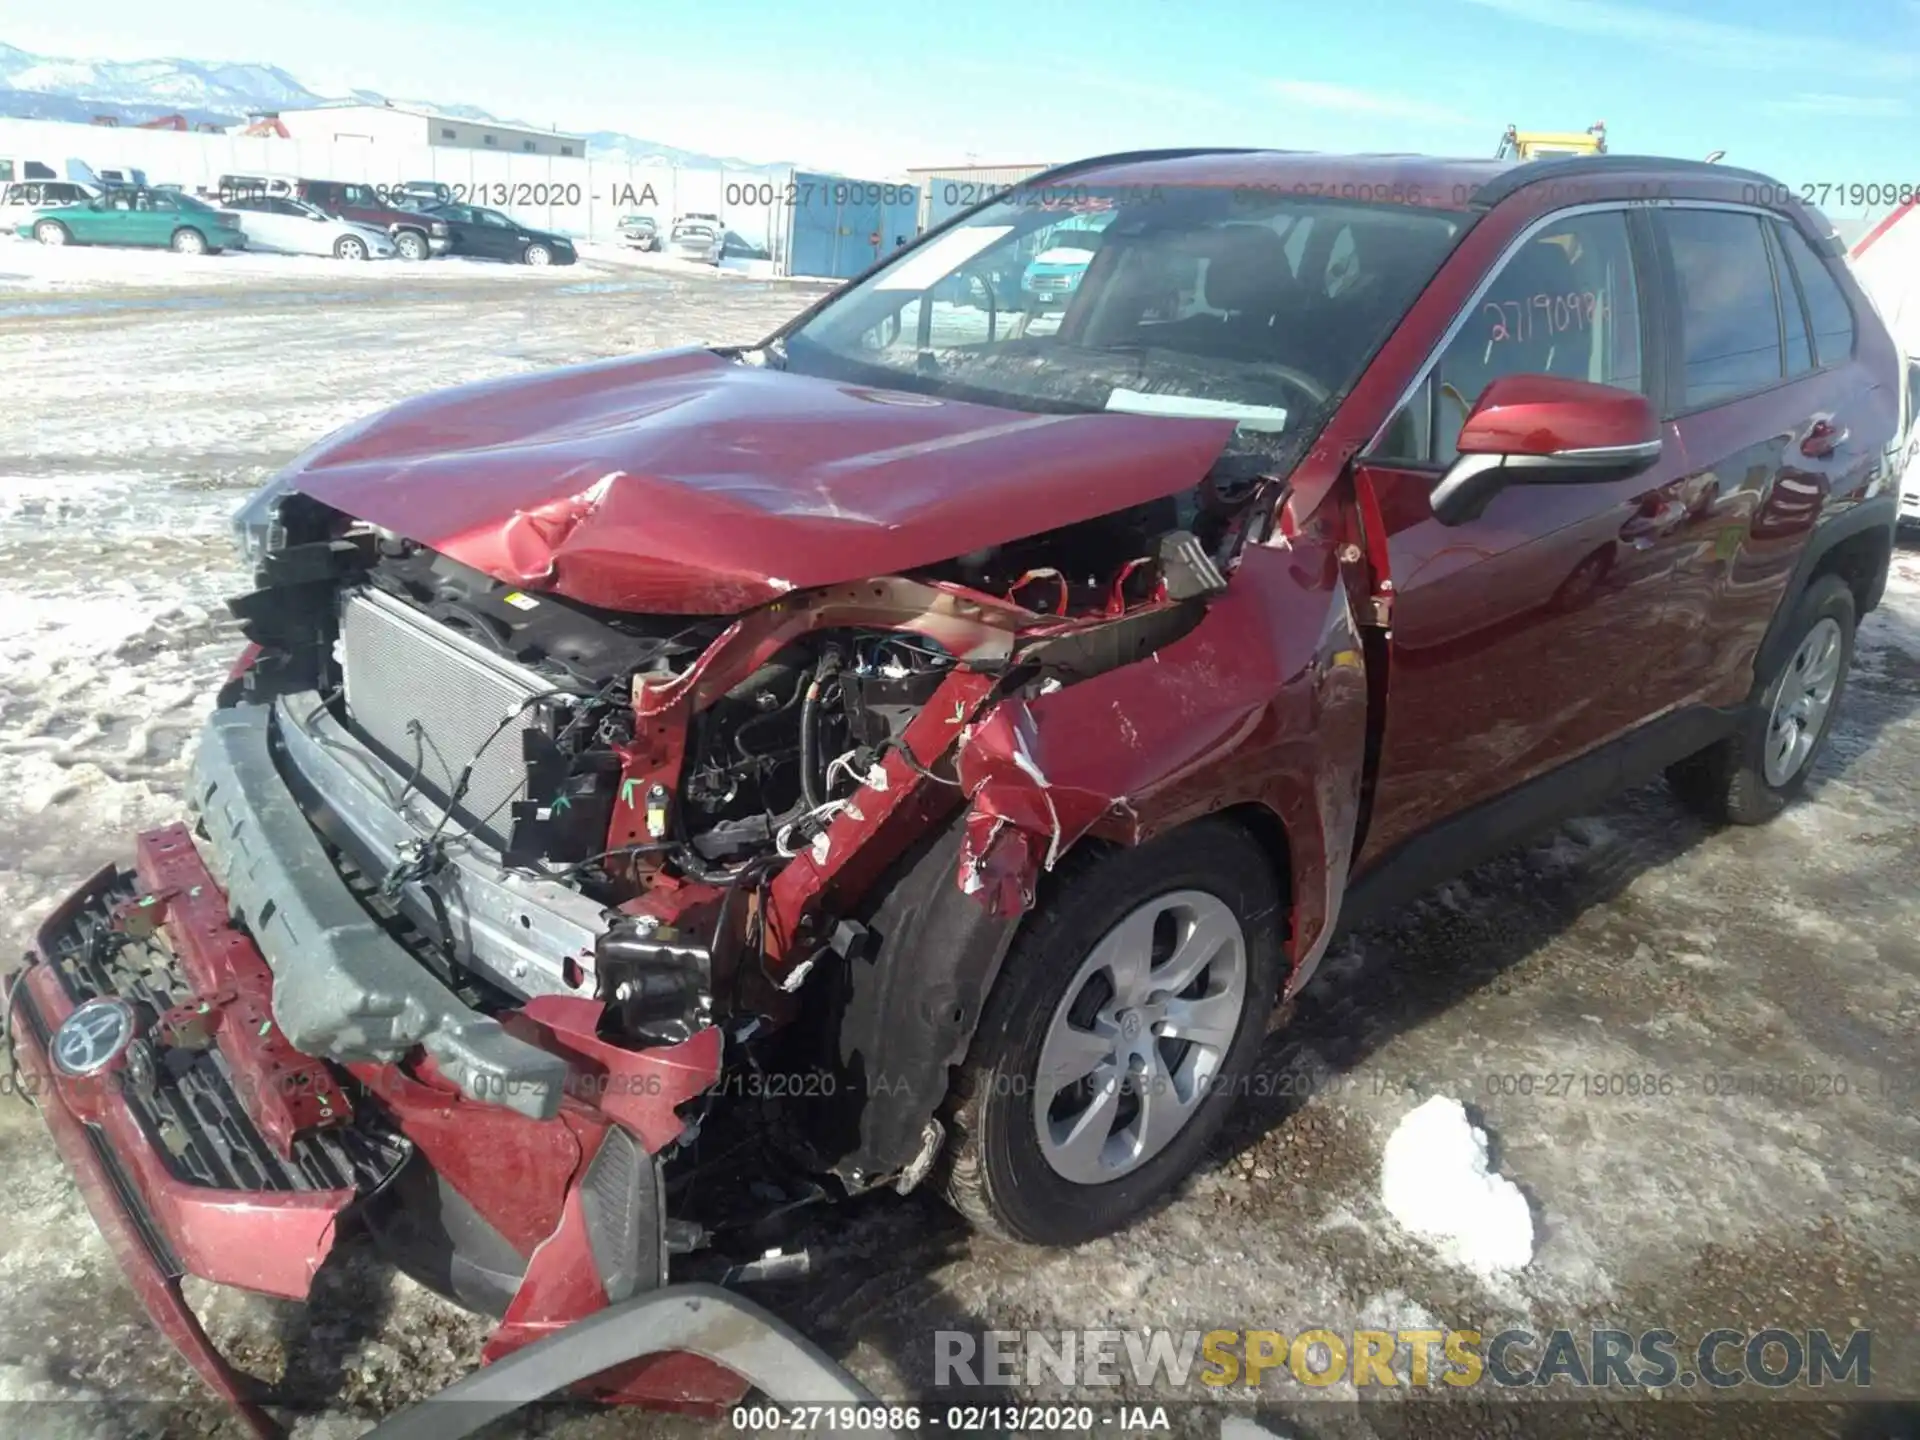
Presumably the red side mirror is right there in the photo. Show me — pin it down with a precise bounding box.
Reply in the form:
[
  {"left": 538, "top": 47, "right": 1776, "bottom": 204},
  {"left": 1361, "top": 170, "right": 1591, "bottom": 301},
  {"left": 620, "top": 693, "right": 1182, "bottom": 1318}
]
[
  {"left": 1433, "top": 374, "right": 1661, "bottom": 527},
  {"left": 1457, "top": 374, "right": 1657, "bottom": 458}
]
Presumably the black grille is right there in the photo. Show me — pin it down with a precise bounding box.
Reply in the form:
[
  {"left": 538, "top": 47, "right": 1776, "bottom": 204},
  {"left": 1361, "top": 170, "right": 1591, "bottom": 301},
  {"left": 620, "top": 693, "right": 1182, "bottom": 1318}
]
[{"left": 40, "top": 870, "right": 409, "bottom": 1196}]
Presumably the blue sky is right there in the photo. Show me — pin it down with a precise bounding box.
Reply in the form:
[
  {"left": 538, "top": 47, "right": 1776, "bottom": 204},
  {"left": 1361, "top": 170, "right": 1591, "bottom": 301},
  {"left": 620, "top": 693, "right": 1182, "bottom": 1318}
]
[{"left": 8, "top": 0, "right": 1918, "bottom": 202}]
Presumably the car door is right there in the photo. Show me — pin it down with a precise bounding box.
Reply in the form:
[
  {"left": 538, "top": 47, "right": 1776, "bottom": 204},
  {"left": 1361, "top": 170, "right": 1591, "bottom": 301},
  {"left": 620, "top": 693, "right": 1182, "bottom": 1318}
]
[
  {"left": 134, "top": 191, "right": 180, "bottom": 247},
  {"left": 72, "top": 193, "right": 125, "bottom": 243},
  {"left": 428, "top": 203, "right": 471, "bottom": 254},
  {"left": 473, "top": 207, "right": 521, "bottom": 260},
  {"left": 229, "top": 196, "right": 279, "bottom": 251},
  {"left": 1651, "top": 207, "right": 1877, "bottom": 713},
  {"left": 1350, "top": 204, "right": 1702, "bottom": 867},
  {"left": 273, "top": 197, "right": 330, "bottom": 254}
]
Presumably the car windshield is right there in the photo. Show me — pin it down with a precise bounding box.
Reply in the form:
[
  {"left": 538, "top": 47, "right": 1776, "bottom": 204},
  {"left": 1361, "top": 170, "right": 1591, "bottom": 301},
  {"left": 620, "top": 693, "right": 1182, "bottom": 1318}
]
[{"left": 778, "top": 184, "right": 1467, "bottom": 461}]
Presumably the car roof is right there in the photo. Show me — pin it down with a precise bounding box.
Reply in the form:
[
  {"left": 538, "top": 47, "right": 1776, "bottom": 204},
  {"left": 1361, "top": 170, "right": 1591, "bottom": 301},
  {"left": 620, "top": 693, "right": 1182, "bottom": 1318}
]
[{"left": 1046, "top": 148, "right": 1794, "bottom": 213}]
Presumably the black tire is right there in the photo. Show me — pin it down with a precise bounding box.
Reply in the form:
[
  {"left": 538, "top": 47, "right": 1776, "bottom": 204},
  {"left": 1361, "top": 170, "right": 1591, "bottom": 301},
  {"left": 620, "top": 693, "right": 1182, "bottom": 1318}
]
[
  {"left": 940, "top": 820, "right": 1285, "bottom": 1245},
  {"left": 394, "top": 229, "right": 429, "bottom": 261},
  {"left": 335, "top": 235, "right": 369, "bottom": 261},
  {"left": 1667, "top": 573, "right": 1855, "bottom": 825},
  {"left": 523, "top": 242, "right": 552, "bottom": 266},
  {"left": 33, "top": 220, "right": 71, "bottom": 246},
  {"left": 170, "top": 227, "right": 208, "bottom": 255}
]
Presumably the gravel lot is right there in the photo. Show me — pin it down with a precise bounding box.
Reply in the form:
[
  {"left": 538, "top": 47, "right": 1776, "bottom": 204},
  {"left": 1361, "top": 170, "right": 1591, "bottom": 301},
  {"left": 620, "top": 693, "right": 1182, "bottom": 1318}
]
[{"left": 0, "top": 243, "right": 1915, "bottom": 1440}]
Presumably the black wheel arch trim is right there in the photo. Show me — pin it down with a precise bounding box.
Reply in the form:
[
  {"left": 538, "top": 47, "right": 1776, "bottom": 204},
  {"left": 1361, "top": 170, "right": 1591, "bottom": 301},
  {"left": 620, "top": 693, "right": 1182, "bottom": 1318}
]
[
  {"left": 1754, "top": 491, "right": 1896, "bottom": 686},
  {"left": 805, "top": 812, "right": 1022, "bottom": 1184}
]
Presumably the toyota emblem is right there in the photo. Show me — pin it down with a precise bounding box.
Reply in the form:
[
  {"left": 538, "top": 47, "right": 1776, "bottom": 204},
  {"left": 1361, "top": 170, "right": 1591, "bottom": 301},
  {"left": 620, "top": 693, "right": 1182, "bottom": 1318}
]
[{"left": 50, "top": 998, "right": 136, "bottom": 1078}]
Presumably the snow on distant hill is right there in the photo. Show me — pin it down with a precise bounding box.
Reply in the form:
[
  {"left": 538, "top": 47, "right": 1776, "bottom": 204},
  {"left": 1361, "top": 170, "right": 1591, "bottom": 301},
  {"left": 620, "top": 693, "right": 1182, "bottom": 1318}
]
[{"left": 0, "top": 41, "right": 796, "bottom": 172}]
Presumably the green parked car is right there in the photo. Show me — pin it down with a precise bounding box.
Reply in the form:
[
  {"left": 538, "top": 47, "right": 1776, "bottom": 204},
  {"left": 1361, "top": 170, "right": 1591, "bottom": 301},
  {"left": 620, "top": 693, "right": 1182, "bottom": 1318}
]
[{"left": 18, "top": 187, "right": 248, "bottom": 254}]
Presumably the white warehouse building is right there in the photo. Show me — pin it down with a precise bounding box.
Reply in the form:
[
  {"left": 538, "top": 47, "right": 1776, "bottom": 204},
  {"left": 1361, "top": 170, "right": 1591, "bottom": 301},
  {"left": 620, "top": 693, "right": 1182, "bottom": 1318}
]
[{"left": 271, "top": 102, "right": 585, "bottom": 159}]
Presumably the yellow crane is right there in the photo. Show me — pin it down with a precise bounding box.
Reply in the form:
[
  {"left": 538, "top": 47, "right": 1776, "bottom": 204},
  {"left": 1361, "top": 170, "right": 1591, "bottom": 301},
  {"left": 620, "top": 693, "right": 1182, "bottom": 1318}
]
[{"left": 1496, "top": 122, "right": 1607, "bottom": 162}]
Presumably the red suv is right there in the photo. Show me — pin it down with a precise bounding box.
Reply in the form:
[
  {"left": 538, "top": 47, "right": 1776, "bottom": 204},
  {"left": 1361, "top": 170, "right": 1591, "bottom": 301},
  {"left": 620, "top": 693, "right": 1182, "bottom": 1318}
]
[{"left": 7, "top": 150, "right": 1900, "bottom": 1419}]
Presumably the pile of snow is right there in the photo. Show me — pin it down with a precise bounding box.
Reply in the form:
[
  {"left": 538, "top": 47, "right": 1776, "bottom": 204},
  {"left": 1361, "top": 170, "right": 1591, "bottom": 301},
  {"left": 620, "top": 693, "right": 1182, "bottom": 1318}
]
[{"left": 1380, "top": 1095, "right": 1534, "bottom": 1275}]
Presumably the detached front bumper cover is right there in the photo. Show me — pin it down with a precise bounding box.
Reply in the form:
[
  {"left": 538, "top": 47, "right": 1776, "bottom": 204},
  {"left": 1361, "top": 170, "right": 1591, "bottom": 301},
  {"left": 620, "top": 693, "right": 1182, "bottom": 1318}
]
[{"left": 5, "top": 841, "right": 390, "bottom": 1440}]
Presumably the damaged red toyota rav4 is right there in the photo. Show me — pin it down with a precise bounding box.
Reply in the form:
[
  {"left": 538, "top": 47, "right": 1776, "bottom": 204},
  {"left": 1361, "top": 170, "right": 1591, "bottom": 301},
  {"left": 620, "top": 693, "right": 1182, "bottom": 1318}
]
[{"left": 8, "top": 149, "right": 1902, "bottom": 1422}]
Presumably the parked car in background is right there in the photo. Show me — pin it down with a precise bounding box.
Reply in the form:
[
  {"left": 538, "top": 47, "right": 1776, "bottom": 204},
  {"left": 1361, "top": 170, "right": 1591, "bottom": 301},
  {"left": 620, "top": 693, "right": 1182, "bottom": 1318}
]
[
  {"left": 420, "top": 202, "right": 577, "bottom": 265},
  {"left": 1020, "top": 222, "right": 1106, "bottom": 307},
  {"left": 292, "top": 179, "right": 449, "bottom": 260},
  {"left": 224, "top": 193, "right": 397, "bottom": 259},
  {"left": 0, "top": 179, "right": 95, "bottom": 233},
  {"left": 667, "top": 215, "right": 723, "bottom": 264},
  {"left": 21, "top": 187, "right": 246, "bottom": 254},
  {"left": 618, "top": 213, "right": 660, "bottom": 250},
  {"left": 216, "top": 173, "right": 297, "bottom": 201}
]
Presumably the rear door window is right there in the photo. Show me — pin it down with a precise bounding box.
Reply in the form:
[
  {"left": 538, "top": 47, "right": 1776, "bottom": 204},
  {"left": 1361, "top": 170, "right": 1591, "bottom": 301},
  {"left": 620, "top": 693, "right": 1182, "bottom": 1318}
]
[
  {"left": 1772, "top": 221, "right": 1856, "bottom": 366},
  {"left": 1660, "top": 209, "right": 1785, "bottom": 407}
]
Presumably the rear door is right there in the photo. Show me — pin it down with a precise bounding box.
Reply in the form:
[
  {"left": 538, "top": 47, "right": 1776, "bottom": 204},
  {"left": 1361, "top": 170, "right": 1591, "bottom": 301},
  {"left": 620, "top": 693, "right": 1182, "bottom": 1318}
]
[
  {"left": 472, "top": 208, "right": 522, "bottom": 260},
  {"left": 230, "top": 195, "right": 283, "bottom": 250},
  {"left": 138, "top": 191, "right": 184, "bottom": 246},
  {"left": 1649, "top": 206, "right": 1872, "bottom": 712},
  {"left": 1351, "top": 204, "right": 1698, "bottom": 866}
]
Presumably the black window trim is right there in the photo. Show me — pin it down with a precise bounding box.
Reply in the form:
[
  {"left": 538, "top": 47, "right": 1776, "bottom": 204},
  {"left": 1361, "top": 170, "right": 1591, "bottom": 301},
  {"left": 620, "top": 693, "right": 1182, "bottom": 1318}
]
[
  {"left": 1363, "top": 199, "right": 1656, "bottom": 470},
  {"left": 1769, "top": 215, "right": 1859, "bottom": 370},
  {"left": 1762, "top": 219, "right": 1816, "bottom": 381},
  {"left": 1651, "top": 200, "right": 1852, "bottom": 421}
]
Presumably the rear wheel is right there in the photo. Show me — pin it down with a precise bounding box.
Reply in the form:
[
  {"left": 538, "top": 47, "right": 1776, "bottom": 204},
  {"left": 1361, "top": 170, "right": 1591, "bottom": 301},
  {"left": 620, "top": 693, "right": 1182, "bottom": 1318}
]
[
  {"left": 171, "top": 227, "right": 208, "bottom": 255},
  {"left": 394, "top": 229, "right": 429, "bottom": 261},
  {"left": 34, "top": 220, "right": 70, "bottom": 246},
  {"left": 335, "top": 234, "right": 369, "bottom": 261},
  {"left": 941, "top": 821, "right": 1285, "bottom": 1245},
  {"left": 1667, "top": 573, "right": 1855, "bottom": 824}
]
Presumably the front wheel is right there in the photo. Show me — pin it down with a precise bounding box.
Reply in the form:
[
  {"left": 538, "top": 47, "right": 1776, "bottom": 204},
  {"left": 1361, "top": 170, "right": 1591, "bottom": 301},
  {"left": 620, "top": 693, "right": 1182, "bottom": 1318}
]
[
  {"left": 940, "top": 821, "right": 1285, "bottom": 1245},
  {"left": 1667, "top": 573, "right": 1855, "bottom": 824},
  {"left": 523, "top": 242, "right": 552, "bottom": 266},
  {"left": 34, "top": 220, "right": 70, "bottom": 246},
  {"left": 335, "top": 235, "right": 369, "bottom": 261},
  {"left": 394, "top": 229, "right": 429, "bottom": 261},
  {"left": 171, "top": 227, "right": 208, "bottom": 255}
]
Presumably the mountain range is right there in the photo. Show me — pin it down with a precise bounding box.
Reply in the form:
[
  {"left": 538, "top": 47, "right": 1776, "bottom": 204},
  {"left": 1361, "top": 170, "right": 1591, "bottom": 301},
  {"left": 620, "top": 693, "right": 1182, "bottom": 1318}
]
[{"left": 0, "top": 42, "right": 793, "bottom": 173}]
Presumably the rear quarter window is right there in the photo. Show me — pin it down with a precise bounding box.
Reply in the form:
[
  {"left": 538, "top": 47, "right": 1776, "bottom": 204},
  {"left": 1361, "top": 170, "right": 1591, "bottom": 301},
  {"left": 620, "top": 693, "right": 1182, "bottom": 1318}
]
[{"left": 1772, "top": 221, "right": 1856, "bottom": 366}]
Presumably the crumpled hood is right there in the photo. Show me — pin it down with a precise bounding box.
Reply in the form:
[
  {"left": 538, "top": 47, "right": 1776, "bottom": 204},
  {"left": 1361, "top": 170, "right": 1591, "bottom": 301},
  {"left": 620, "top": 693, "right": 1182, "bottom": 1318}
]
[{"left": 284, "top": 347, "right": 1238, "bottom": 613}]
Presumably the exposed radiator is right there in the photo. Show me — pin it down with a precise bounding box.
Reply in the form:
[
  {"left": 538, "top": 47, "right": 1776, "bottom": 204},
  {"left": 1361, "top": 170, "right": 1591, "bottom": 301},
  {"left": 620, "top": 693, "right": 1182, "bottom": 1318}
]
[{"left": 337, "top": 588, "right": 550, "bottom": 851}]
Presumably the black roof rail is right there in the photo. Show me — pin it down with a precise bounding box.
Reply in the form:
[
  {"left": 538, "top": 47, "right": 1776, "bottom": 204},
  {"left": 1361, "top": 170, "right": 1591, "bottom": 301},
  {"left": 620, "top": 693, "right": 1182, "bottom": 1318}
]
[{"left": 1470, "top": 152, "right": 1785, "bottom": 209}]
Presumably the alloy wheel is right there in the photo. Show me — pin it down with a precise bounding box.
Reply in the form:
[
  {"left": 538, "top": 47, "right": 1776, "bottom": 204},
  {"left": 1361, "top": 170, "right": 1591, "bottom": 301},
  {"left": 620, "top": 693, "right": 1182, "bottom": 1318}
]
[
  {"left": 1033, "top": 889, "right": 1248, "bottom": 1185},
  {"left": 1764, "top": 616, "right": 1844, "bottom": 786}
]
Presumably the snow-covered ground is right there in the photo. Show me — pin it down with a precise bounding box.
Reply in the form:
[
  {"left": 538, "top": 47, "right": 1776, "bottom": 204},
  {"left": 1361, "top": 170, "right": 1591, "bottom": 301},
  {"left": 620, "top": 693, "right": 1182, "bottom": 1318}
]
[
  {"left": 0, "top": 234, "right": 606, "bottom": 291},
  {"left": 0, "top": 263, "right": 1916, "bottom": 1439}
]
